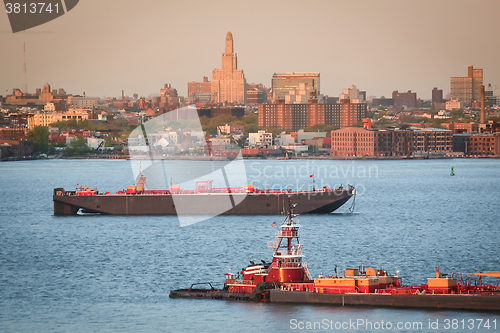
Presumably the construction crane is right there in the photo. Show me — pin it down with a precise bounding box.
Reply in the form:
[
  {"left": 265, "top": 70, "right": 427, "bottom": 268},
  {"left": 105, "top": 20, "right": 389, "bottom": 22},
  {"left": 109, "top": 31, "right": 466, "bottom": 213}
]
[
  {"left": 97, "top": 140, "right": 105, "bottom": 154},
  {"left": 459, "top": 271, "right": 500, "bottom": 278}
]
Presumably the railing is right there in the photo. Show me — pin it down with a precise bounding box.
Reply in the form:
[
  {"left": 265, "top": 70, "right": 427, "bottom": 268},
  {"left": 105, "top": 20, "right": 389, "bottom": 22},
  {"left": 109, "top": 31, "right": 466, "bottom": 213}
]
[
  {"left": 227, "top": 279, "right": 255, "bottom": 286},
  {"left": 244, "top": 268, "right": 268, "bottom": 275},
  {"left": 274, "top": 246, "right": 302, "bottom": 256},
  {"left": 270, "top": 262, "right": 305, "bottom": 269},
  {"left": 303, "top": 263, "right": 312, "bottom": 280},
  {"left": 58, "top": 185, "right": 355, "bottom": 197},
  {"left": 267, "top": 240, "right": 279, "bottom": 249},
  {"left": 275, "top": 230, "right": 301, "bottom": 238}
]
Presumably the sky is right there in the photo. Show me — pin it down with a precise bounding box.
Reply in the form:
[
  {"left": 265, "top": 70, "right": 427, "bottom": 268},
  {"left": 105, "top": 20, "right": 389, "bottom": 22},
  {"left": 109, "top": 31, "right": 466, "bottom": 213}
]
[{"left": 1, "top": 0, "right": 499, "bottom": 100}]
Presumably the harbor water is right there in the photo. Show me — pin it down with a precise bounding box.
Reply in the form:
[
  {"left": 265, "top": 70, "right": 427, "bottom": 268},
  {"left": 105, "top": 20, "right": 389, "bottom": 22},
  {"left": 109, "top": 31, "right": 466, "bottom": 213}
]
[{"left": 1, "top": 159, "right": 499, "bottom": 332}]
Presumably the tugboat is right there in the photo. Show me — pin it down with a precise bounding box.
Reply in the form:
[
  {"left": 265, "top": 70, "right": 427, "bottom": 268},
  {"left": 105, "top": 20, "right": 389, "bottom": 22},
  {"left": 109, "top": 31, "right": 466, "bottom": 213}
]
[
  {"left": 170, "top": 199, "right": 500, "bottom": 311},
  {"left": 170, "top": 197, "right": 311, "bottom": 301},
  {"left": 224, "top": 200, "right": 312, "bottom": 297}
]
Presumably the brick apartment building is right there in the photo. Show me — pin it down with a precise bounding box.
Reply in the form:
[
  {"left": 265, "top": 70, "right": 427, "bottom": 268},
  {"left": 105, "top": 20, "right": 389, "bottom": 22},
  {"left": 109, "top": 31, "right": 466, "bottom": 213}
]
[
  {"left": 188, "top": 77, "right": 211, "bottom": 104},
  {"left": 0, "top": 139, "right": 33, "bottom": 159},
  {"left": 217, "top": 124, "right": 244, "bottom": 135},
  {"left": 331, "top": 125, "right": 452, "bottom": 157},
  {"left": 197, "top": 107, "right": 245, "bottom": 118},
  {"left": 442, "top": 122, "right": 479, "bottom": 133},
  {"left": 432, "top": 87, "right": 443, "bottom": 105},
  {"left": 392, "top": 90, "right": 418, "bottom": 109},
  {"left": 247, "top": 86, "right": 268, "bottom": 105},
  {"left": 331, "top": 127, "right": 413, "bottom": 157},
  {"left": 258, "top": 98, "right": 366, "bottom": 131},
  {"left": 469, "top": 134, "right": 500, "bottom": 156},
  {"left": 412, "top": 129, "right": 453, "bottom": 154}
]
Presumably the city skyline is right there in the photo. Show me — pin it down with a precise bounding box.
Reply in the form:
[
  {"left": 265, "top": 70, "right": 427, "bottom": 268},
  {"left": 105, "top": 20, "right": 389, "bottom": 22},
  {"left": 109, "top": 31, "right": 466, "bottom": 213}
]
[{"left": 1, "top": 0, "right": 499, "bottom": 100}]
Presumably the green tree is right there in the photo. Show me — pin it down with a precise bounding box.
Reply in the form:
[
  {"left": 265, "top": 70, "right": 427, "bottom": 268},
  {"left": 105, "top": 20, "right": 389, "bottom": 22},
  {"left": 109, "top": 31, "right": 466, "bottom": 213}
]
[
  {"left": 26, "top": 126, "right": 49, "bottom": 152},
  {"left": 451, "top": 109, "right": 464, "bottom": 118},
  {"left": 237, "top": 136, "right": 246, "bottom": 148},
  {"left": 49, "top": 141, "right": 66, "bottom": 153},
  {"left": 302, "top": 124, "right": 338, "bottom": 136},
  {"left": 27, "top": 126, "right": 49, "bottom": 142},
  {"left": 432, "top": 119, "right": 447, "bottom": 129},
  {"left": 259, "top": 127, "right": 282, "bottom": 138},
  {"left": 399, "top": 115, "right": 417, "bottom": 123},
  {"left": 198, "top": 114, "right": 259, "bottom": 136},
  {"left": 244, "top": 123, "right": 258, "bottom": 135},
  {"left": 64, "top": 135, "right": 90, "bottom": 156}
]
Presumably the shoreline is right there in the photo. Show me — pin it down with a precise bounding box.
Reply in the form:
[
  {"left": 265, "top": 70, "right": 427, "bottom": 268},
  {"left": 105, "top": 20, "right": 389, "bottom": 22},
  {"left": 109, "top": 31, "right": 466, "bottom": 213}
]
[{"left": 2, "top": 155, "right": 499, "bottom": 162}]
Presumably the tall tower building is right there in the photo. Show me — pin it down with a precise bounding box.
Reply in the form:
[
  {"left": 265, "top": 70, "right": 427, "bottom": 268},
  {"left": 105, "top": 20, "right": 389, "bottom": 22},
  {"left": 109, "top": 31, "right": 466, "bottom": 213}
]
[
  {"left": 432, "top": 87, "right": 443, "bottom": 105},
  {"left": 451, "top": 65, "right": 483, "bottom": 105},
  {"left": 211, "top": 32, "right": 247, "bottom": 105},
  {"left": 469, "top": 66, "right": 483, "bottom": 102}
]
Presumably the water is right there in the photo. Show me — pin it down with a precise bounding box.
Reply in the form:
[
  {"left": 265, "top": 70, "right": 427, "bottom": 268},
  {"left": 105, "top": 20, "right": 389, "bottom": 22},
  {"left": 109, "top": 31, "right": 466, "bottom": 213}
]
[{"left": 1, "top": 159, "right": 499, "bottom": 332}]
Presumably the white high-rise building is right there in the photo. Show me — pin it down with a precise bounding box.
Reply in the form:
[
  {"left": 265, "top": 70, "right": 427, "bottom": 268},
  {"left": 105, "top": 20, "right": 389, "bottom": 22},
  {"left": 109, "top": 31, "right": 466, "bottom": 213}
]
[{"left": 339, "top": 85, "right": 365, "bottom": 103}]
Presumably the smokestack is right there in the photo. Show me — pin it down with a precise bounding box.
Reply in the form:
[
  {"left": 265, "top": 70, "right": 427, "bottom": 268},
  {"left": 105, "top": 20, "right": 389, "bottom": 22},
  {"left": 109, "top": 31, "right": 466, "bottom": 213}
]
[{"left": 481, "top": 85, "right": 485, "bottom": 124}]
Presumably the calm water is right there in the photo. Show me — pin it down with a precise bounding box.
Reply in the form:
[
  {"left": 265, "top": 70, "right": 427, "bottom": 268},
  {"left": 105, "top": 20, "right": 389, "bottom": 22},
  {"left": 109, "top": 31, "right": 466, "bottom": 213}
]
[{"left": 1, "top": 158, "right": 499, "bottom": 332}]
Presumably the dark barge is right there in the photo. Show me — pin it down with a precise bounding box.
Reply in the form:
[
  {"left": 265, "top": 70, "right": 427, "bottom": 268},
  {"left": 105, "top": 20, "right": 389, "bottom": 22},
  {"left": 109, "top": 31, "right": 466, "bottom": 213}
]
[
  {"left": 170, "top": 287, "right": 500, "bottom": 312},
  {"left": 53, "top": 183, "right": 354, "bottom": 216}
]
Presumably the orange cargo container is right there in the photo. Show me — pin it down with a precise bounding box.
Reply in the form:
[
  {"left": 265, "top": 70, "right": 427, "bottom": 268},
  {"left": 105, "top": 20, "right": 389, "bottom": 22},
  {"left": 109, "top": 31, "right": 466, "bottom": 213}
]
[
  {"left": 345, "top": 269, "right": 359, "bottom": 277},
  {"left": 314, "top": 278, "right": 356, "bottom": 293},
  {"left": 427, "top": 277, "right": 458, "bottom": 294},
  {"left": 357, "top": 277, "right": 378, "bottom": 293},
  {"left": 377, "top": 275, "right": 396, "bottom": 289}
]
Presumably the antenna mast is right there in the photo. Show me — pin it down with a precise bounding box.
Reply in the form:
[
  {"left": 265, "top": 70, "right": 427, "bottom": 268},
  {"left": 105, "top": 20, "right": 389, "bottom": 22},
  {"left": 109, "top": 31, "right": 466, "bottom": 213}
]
[{"left": 23, "top": 20, "right": 28, "bottom": 94}]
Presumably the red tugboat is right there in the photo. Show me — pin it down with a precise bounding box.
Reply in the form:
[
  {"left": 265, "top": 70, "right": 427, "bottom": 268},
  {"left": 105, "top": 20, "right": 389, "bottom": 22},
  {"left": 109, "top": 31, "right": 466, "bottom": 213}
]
[
  {"left": 223, "top": 201, "right": 312, "bottom": 297},
  {"left": 170, "top": 198, "right": 311, "bottom": 301},
  {"left": 170, "top": 199, "right": 500, "bottom": 311}
]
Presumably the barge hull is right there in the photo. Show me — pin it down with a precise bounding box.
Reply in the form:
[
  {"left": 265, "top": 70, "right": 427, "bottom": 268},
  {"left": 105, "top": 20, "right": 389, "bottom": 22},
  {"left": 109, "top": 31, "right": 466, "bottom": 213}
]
[
  {"left": 270, "top": 290, "right": 500, "bottom": 311},
  {"left": 169, "top": 289, "right": 500, "bottom": 311},
  {"left": 53, "top": 189, "right": 353, "bottom": 216}
]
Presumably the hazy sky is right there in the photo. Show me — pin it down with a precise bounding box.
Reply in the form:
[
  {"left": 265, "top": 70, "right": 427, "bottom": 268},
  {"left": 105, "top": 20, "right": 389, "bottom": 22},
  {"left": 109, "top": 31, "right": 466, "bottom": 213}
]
[{"left": 1, "top": 0, "right": 499, "bottom": 100}]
